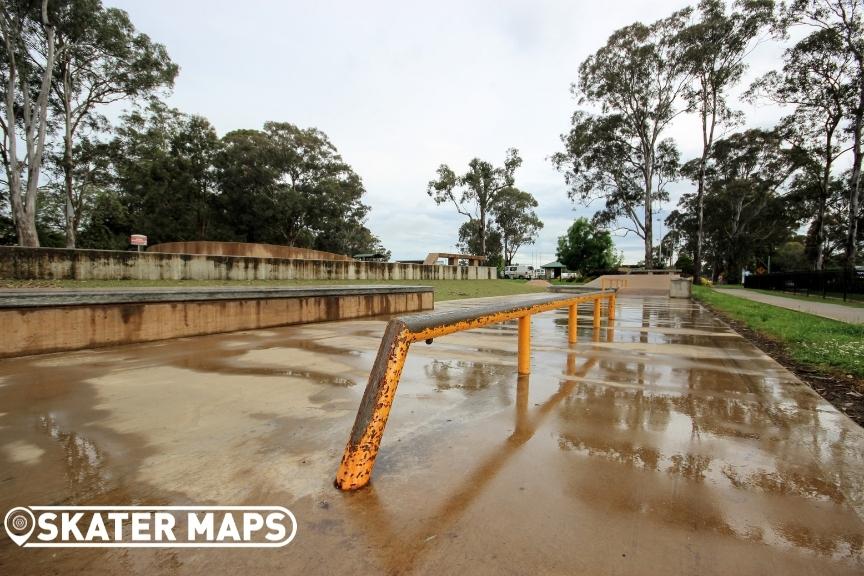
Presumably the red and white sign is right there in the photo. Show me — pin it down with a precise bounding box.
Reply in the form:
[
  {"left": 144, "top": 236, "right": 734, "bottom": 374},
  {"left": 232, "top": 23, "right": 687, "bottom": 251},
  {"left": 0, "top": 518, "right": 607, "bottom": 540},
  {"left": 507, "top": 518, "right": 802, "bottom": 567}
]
[{"left": 130, "top": 234, "right": 148, "bottom": 246}]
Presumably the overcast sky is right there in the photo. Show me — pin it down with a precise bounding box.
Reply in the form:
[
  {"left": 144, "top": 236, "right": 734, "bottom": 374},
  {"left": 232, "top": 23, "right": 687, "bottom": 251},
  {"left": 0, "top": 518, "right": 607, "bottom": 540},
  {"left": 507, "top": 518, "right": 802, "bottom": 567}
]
[{"left": 105, "top": 0, "right": 798, "bottom": 264}]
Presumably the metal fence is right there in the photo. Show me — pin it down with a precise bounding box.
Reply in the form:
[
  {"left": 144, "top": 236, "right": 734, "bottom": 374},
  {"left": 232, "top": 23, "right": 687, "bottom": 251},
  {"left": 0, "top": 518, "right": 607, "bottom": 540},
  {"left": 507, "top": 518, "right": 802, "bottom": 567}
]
[{"left": 743, "top": 269, "right": 864, "bottom": 301}]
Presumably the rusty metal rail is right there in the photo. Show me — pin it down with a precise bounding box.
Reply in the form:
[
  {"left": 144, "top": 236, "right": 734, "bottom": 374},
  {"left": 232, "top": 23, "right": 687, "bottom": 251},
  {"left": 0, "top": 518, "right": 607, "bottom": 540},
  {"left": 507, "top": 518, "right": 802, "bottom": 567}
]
[{"left": 335, "top": 289, "right": 616, "bottom": 490}]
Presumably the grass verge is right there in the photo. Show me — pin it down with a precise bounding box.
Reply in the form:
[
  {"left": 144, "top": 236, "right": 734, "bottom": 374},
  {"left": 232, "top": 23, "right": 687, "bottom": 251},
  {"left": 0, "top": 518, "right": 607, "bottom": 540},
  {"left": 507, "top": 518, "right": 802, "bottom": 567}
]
[
  {"left": 693, "top": 285, "right": 864, "bottom": 378},
  {"left": 0, "top": 278, "right": 548, "bottom": 302},
  {"left": 744, "top": 288, "right": 864, "bottom": 308}
]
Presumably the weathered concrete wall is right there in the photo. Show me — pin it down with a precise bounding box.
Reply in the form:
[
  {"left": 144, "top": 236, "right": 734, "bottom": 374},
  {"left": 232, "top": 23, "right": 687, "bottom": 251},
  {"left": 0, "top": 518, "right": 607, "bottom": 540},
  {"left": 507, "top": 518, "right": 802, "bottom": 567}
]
[
  {"left": 584, "top": 273, "right": 679, "bottom": 295},
  {"left": 149, "top": 241, "right": 351, "bottom": 261},
  {"left": 0, "top": 247, "right": 497, "bottom": 281},
  {"left": 669, "top": 278, "right": 692, "bottom": 298},
  {"left": 0, "top": 287, "right": 434, "bottom": 357}
]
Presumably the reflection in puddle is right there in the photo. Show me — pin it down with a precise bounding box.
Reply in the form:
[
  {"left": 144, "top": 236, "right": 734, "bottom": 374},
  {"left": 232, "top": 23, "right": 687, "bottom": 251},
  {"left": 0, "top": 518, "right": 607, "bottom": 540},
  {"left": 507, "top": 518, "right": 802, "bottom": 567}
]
[{"left": 38, "top": 414, "right": 111, "bottom": 500}]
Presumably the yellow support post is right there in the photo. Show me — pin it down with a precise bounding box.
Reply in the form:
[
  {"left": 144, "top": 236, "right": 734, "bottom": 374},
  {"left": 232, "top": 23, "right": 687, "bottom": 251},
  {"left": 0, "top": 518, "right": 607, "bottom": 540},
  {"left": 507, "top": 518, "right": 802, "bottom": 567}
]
[
  {"left": 593, "top": 298, "right": 601, "bottom": 328},
  {"left": 335, "top": 323, "right": 411, "bottom": 490},
  {"left": 518, "top": 315, "right": 531, "bottom": 375},
  {"left": 568, "top": 304, "right": 577, "bottom": 344},
  {"left": 608, "top": 293, "right": 616, "bottom": 322}
]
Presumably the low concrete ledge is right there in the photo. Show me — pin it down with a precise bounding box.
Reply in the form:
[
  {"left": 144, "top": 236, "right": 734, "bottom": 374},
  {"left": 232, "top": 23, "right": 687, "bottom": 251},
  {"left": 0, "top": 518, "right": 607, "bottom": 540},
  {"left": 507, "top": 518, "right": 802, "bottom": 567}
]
[
  {"left": 547, "top": 286, "right": 603, "bottom": 294},
  {"left": 0, "top": 285, "right": 432, "bottom": 308},
  {"left": 0, "top": 285, "right": 434, "bottom": 358}
]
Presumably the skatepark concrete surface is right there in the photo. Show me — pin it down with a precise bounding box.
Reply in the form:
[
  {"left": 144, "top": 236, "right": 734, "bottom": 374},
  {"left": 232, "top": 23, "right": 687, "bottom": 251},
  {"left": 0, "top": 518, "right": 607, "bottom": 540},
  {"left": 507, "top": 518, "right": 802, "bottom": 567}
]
[{"left": 1, "top": 296, "right": 862, "bottom": 574}]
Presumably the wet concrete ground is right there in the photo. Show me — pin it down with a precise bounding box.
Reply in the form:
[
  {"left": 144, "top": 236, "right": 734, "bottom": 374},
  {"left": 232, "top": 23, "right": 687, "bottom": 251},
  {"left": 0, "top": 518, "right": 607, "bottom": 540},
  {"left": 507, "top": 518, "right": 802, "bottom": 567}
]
[{"left": 1, "top": 297, "right": 863, "bottom": 574}]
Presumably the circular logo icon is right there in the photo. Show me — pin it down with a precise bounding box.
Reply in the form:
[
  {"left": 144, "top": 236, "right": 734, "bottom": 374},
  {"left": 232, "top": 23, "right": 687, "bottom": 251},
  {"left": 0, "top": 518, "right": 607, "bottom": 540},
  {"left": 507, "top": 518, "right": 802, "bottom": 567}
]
[{"left": 4, "top": 507, "right": 35, "bottom": 546}]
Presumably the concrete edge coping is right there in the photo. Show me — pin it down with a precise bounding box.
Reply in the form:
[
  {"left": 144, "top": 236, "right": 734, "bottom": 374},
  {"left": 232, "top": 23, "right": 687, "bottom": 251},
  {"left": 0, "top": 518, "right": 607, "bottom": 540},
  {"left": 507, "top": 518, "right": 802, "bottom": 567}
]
[
  {"left": 0, "top": 285, "right": 435, "bottom": 308},
  {"left": 397, "top": 289, "right": 612, "bottom": 332},
  {"left": 546, "top": 286, "right": 603, "bottom": 293}
]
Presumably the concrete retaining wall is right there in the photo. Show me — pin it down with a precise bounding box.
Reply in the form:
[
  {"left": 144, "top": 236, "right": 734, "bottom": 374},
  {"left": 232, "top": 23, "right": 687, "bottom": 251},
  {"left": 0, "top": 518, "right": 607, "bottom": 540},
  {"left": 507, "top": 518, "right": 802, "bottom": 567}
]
[
  {"left": 0, "top": 286, "right": 434, "bottom": 357},
  {"left": 0, "top": 247, "right": 497, "bottom": 281},
  {"left": 148, "top": 241, "right": 351, "bottom": 261},
  {"left": 584, "top": 273, "right": 680, "bottom": 295}
]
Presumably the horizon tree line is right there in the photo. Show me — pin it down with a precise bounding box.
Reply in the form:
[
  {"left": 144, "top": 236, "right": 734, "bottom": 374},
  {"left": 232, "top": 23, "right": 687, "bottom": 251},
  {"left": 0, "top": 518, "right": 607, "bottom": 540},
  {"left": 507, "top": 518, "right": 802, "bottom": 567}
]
[
  {"left": 0, "top": 0, "right": 387, "bottom": 257},
  {"left": 554, "top": 0, "right": 863, "bottom": 280}
]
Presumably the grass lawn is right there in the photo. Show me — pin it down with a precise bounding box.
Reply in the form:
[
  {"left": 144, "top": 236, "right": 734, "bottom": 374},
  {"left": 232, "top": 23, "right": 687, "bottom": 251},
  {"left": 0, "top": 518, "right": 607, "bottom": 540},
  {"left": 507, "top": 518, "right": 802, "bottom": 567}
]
[
  {"left": 693, "top": 285, "right": 864, "bottom": 378},
  {"left": 0, "top": 278, "right": 548, "bottom": 302}
]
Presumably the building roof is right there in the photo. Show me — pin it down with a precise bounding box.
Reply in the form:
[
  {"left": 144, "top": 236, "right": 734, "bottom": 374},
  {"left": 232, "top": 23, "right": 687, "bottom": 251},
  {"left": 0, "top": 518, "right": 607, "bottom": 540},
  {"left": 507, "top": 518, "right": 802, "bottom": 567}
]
[{"left": 541, "top": 261, "right": 566, "bottom": 269}]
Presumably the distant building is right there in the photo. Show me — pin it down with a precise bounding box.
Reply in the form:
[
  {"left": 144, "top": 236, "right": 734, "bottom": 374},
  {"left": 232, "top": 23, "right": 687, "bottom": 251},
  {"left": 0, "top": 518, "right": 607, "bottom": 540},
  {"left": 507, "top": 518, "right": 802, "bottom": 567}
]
[{"left": 540, "top": 261, "right": 567, "bottom": 280}]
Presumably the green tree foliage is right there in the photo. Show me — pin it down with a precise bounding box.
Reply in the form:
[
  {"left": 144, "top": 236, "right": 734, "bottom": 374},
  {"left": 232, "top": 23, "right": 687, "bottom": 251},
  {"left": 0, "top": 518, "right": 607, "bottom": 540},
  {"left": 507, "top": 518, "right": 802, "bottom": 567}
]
[
  {"left": 773, "top": 239, "right": 809, "bottom": 271},
  {"left": 427, "top": 149, "right": 522, "bottom": 256},
  {"left": 556, "top": 218, "right": 620, "bottom": 276},
  {"left": 51, "top": 0, "right": 177, "bottom": 247},
  {"left": 76, "top": 107, "right": 386, "bottom": 255},
  {"left": 679, "top": 0, "right": 774, "bottom": 281},
  {"left": 786, "top": 0, "right": 864, "bottom": 269},
  {"left": 106, "top": 105, "right": 220, "bottom": 245},
  {"left": 676, "top": 129, "right": 803, "bottom": 282},
  {"left": 0, "top": 0, "right": 58, "bottom": 246},
  {"left": 1, "top": 2, "right": 383, "bottom": 255},
  {"left": 215, "top": 121, "right": 381, "bottom": 255},
  {"left": 560, "top": 9, "right": 692, "bottom": 267},
  {"left": 750, "top": 27, "right": 854, "bottom": 269},
  {"left": 492, "top": 187, "right": 542, "bottom": 266},
  {"left": 77, "top": 187, "right": 131, "bottom": 249},
  {"left": 553, "top": 112, "right": 678, "bottom": 245},
  {"left": 457, "top": 220, "right": 503, "bottom": 269},
  {"left": 674, "top": 253, "right": 695, "bottom": 276}
]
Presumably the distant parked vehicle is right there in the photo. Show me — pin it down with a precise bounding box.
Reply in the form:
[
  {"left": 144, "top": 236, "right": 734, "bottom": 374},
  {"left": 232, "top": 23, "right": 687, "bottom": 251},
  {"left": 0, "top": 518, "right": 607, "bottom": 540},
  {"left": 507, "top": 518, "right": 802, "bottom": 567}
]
[{"left": 503, "top": 264, "right": 534, "bottom": 279}]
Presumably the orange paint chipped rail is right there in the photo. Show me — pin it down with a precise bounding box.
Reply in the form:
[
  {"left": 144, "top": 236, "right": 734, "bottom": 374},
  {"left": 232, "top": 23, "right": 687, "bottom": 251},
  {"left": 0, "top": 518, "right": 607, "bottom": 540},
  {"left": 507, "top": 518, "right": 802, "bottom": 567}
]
[{"left": 335, "top": 289, "right": 616, "bottom": 490}]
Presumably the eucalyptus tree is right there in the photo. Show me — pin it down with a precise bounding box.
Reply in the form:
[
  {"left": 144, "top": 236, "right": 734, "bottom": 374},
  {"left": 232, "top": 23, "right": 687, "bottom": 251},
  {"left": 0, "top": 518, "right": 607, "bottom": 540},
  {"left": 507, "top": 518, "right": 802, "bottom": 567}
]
[
  {"left": 787, "top": 0, "right": 864, "bottom": 268},
  {"left": 492, "top": 187, "right": 543, "bottom": 266},
  {"left": 0, "top": 0, "right": 57, "bottom": 246},
  {"left": 679, "top": 0, "right": 774, "bottom": 281},
  {"left": 562, "top": 9, "right": 692, "bottom": 267},
  {"left": 51, "top": 0, "right": 177, "bottom": 247},
  {"left": 684, "top": 129, "right": 802, "bottom": 281},
  {"left": 457, "top": 220, "right": 503, "bottom": 268},
  {"left": 426, "top": 148, "right": 522, "bottom": 256},
  {"left": 750, "top": 28, "right": 854, "bottom": 269},
  {"left": 552, "top": 112, "right": 679, "bottom": 255}
]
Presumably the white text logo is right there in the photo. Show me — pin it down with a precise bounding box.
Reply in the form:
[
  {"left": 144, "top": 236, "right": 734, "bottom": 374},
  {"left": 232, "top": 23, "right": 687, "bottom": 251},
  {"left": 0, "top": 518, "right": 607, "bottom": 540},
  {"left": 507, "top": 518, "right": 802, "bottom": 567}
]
[{"left": 3, "top": 506, "right": 297, "bottom": 548}]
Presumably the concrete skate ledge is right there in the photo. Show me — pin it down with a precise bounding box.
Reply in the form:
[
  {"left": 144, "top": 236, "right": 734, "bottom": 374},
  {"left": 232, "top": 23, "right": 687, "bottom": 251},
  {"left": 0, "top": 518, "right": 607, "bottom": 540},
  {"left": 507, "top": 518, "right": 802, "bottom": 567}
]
[
  {"left": 0, "top": 285, "right": 432, "bottom": 308},
  {"left": 1, "top": 285, "right": 434, "bottom": 358}
]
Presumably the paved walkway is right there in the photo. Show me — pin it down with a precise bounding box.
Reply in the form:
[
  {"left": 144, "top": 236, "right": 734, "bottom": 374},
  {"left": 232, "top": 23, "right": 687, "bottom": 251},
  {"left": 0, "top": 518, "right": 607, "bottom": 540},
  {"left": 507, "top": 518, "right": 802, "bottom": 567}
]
[
  {"left": 715, "top": 288, "right": 864, "bottom": 324},
  {"left": 0, "top": 297, "right": 862, "bottom": 574}
]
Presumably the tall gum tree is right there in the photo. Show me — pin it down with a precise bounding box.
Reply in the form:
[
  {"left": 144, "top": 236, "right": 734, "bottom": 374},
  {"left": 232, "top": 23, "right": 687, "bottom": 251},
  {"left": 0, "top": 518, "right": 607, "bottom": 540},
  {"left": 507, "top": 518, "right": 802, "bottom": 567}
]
[
  {"left": 552, "top": 112, "right": 679, "bottom": 248},
  {"left": 572, "top": 9, "right": 693, "bottom": 267},
  {"left": 749, "top": 28, "right": 854, "bottom": 269},
  {"left": 788, "top": 0, "right": 864, "bottom": 270},
  {"left": 492, "top": 187, "right": 543, "bottom": 266},
  {"left": 427, "top": 148, "right": 522, "bottom": 257},
  {"left": 51, "top": 0, "right": 177, "bottom": 247},
  {"left": 679, "top": 0, "right": 774, "bottom": 281},
  {"left": 0, "top": 0, "right": 57, "bottom": 247}
]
